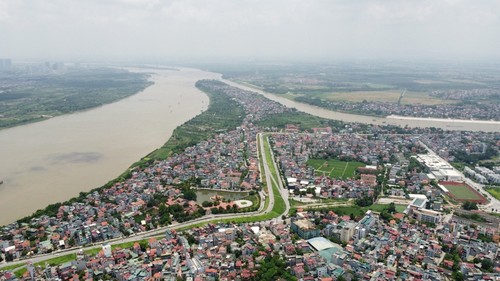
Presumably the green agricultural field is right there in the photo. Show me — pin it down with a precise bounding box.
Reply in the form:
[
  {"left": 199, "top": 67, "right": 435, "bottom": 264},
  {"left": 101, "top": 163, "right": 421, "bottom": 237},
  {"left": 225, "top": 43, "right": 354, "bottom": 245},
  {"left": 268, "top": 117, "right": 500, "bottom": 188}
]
[
  {"left": 307, "top": 158, "right": 365, "bottom": 179},
  {"left": 443, "top": 183, "right": 482, "bottom": 201},
  {"left": 310, "top": 90, "right": 451, "bottom": 105}
]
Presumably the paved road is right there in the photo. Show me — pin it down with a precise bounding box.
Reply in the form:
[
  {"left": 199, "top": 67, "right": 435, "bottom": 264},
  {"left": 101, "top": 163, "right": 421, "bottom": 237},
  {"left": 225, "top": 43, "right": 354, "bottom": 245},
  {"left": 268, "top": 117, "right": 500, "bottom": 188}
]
[
  {"left": 258, "top": 133, "right": 290, "bottom": 220},
  {"left": 257, "top": 133, "right": 277, "bottom": 216},
  {"left": 0, "top": 206, "right": 268, "bottom": 269},
  {"left": 269, "top": 134, "right": 291, "bottom": 216},
  {"left": 0, "top": 133, "right": 288, "bottom": 270},
  {"left": 1, "top": 133, "right": 292, "bottom": 270}
]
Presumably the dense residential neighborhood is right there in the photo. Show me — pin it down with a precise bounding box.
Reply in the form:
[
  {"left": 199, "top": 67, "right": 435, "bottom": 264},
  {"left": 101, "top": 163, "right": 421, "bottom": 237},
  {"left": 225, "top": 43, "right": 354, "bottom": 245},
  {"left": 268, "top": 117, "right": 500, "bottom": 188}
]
[
  {"left": 1, "top": 81, "right": 499, "bottom": 280},
  {"left": 295, "top": 98, "right": 500, "bottom": 121}
]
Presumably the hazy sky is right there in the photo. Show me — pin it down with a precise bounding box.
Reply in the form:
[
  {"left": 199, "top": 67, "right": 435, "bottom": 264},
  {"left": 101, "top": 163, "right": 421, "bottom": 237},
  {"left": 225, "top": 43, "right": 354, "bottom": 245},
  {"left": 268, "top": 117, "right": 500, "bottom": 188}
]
[{"left": 1, "top": 0, "right": 499, "bottom": 61}]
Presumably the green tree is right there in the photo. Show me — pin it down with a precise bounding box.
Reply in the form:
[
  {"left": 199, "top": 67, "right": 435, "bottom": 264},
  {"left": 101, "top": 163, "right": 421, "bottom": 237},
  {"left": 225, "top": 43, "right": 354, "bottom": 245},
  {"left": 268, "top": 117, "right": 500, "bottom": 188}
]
[
  {"left": 202, "top": 201, "right": 213, "bottom": 207},
  {"left": 388, "top": 202, "right": 396, "bottom": 213},
  {"left": 380, "top": 210, "right": 392, "bottom": 221},
  {"left": 234, "top": 250, "right": 242, "bottom": 258},
  {"left": 139, "top": 240, "right": 148, "bottom": 251},
  {"left": 185, "top": 233, "right": 197, "bottom": 245},
  {"left": 481, "top": 258, "right": 493, "bottom": 272},
  {"left": 182, "top": 188, "right": 197, "bottom": 201},
  {"left": 253, "top": 254, "right": 297, "bottom": 281},
  {"left": 5, "top": 252, "right": 13, "bottom": 262},
  {"left": 452, "top": 271, "right": 464, "bottom": 281},
  {"left": 462, "top": 201, "right": 478, "bottom": 210},
  {"left": 356, "top": 196, "right": 373, "bottom": 207}
]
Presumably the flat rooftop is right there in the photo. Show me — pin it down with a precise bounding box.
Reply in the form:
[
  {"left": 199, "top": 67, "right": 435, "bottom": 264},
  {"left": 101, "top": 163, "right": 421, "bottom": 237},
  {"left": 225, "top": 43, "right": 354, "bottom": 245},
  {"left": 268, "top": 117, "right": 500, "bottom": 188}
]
[
  {"left": 294, "top": 219, "right": 317, "bottom": 230},
  {"left": 308, "top": 237, "right": 341, "bottom": 252}
]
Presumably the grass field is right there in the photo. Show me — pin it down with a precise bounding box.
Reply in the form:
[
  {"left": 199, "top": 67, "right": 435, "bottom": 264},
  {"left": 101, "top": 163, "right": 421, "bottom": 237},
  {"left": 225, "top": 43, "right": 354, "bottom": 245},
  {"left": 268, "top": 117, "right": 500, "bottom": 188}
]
[
  {"left": 313, "top": 204, "right": 407, "bottom": 218},
  {"left": 307, "top": 159, "right": 365, "bottom": 179},
  {"left": 35, "top": 253, "right": 77, "bottom": 267},
  {"left": 259, "top": 134, "right": 286, "bottom": 218},
  {"left": 0, "top": 263, "right": 24, "bottom": 272},
  {"left": 442, "top": 182, "right": 484, "bottom": 202},
  {"left": 315, "top": 90, "right": 453, "bottom": 105},
  {"left": 8, "top": 253, "right": 78, "bottom": 278},
  {"left": 485, "top": 187, "right": 500, "bottom": 201},
  {"left": 255, "top": 110, "right": 342, "bottom": 132},
  {"left": 479, "top": 156, "right": 500, "bottom": 166}
]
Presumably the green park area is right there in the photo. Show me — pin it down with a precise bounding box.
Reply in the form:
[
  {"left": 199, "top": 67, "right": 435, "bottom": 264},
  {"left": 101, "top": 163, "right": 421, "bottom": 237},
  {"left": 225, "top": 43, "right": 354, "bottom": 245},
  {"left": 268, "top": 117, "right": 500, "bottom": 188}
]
[
  {"left": 485, "top": 187, "right": 500, "bottom": 200},
  {"left": 307, "top": 158, "right": 365, "bottom": 179}
]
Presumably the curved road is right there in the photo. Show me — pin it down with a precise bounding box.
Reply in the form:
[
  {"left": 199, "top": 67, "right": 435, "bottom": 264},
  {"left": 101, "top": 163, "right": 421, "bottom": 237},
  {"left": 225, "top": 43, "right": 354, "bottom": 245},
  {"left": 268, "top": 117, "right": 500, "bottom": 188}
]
[
  {"left": 0, "top": 132, "right": 289, "bottom": 270},
  {"left": 258, "top": 133, "right": 290, "bottom": 219},
  {"left": 265, "top": 133, "right": 290, "bottom": 216}
]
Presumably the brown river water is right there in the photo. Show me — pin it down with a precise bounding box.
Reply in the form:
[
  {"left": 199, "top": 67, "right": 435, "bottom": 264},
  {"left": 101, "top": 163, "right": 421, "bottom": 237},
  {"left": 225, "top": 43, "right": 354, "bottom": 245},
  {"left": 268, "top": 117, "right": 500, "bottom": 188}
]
[
  {"left": 0, "top": 68, "right": 219, "bottom": 225},
  {"left": 0, "top": 67, "right": 498, "bottom": 225}
]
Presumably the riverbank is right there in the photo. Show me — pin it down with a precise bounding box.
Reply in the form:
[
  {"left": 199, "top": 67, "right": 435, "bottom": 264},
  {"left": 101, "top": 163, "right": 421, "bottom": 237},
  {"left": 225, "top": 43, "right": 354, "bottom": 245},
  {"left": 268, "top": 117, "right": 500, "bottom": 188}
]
[
  {"left": 223, "top": 78, "right": 500, "bottom": 133},
  {"left": 387, "top": 115, "right": 500, "bottom": 125},
  {"left": 0, "top": 68, "right": 153, "bottom": 130},
  {"left": 2, "top": 66, "right": 498, "bottom": 225},
  {"left": 0, "top": 68, "right": 219, "bottom": 225}
]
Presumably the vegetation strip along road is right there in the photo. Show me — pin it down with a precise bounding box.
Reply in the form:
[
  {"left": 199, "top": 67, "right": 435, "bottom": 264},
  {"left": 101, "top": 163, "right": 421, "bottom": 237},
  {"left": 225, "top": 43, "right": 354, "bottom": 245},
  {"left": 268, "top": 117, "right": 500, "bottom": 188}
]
[
  {"left": 0, "top": 81, "right": 290, "bottom": 272},
  {"left": 13, "top": 79, "right": 246, "bottom": 225},
  {"left": 2, "top": 132, "right": 288, "bottom": 276}
]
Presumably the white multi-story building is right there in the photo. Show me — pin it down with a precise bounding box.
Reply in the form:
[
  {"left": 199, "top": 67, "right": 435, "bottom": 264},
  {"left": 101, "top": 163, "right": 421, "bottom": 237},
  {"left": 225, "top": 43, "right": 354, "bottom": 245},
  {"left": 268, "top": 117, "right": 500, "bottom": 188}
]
[{"left": 417, "top": 154, "right": 463, "bottom": 181}]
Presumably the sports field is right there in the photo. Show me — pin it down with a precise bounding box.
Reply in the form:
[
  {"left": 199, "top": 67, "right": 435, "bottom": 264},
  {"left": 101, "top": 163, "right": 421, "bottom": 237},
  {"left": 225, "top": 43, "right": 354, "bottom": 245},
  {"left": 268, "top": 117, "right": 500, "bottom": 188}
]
[
  {"left": 307, "top": 159, "right": 365, "bottom": 179},
  {"left": 441, "top": 181, "right": 487, "bottom": 203}
]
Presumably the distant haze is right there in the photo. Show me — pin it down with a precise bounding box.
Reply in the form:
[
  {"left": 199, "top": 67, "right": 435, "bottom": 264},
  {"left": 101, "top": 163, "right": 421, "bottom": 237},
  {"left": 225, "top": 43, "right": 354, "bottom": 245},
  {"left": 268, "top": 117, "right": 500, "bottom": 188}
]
[{"left": 1, "top": 0, "right": 500, "bottom": 62}]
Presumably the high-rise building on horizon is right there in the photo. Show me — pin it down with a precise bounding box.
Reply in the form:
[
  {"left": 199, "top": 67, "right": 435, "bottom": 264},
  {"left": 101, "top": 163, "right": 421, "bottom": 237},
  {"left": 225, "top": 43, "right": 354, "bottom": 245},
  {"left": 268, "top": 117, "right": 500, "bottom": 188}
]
[{"left": 0, "top": 58, "right": 12, "bottom": 71}]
